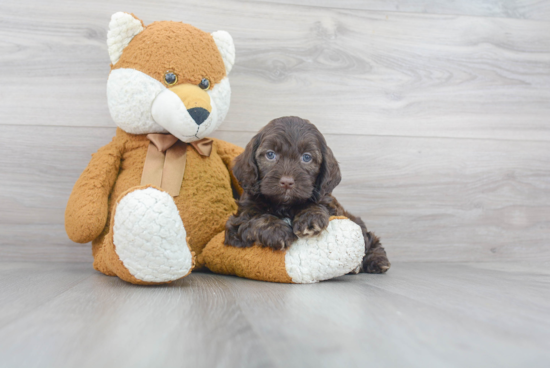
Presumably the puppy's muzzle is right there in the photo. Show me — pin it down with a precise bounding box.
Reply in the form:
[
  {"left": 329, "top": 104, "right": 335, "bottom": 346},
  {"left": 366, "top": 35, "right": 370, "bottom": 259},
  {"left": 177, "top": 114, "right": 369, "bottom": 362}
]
[
  {"left": 169, "top": 84, "right": 211, "bottom": 125},
  {"left": 279, "top": 176, "right": 295, "bottom": 190}
]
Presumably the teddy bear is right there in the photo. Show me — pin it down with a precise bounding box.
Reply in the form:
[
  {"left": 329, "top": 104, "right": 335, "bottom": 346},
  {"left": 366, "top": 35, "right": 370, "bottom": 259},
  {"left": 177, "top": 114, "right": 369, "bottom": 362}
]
[{"left": 65, "top": 12, "right": 365, "bottom": 285}]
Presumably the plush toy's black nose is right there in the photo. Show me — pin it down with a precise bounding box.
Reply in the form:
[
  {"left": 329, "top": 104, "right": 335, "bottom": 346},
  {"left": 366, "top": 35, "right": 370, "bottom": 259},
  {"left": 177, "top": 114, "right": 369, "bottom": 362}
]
[{"left": 187, "top": 107, "right": 210, "bottom": 125}]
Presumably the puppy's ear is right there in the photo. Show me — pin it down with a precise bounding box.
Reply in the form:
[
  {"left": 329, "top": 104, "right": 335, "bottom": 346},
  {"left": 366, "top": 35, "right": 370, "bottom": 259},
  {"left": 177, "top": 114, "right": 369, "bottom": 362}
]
[
  {"left": 314, "top": 139, "right": 341, "bottom": 200},
  {"left": 233, "top": 133, "right": 262, "bottom": 195}
]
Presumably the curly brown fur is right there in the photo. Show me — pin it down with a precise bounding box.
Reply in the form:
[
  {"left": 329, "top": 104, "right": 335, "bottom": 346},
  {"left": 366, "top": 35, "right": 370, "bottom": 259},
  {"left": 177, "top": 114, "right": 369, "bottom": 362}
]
[{"left": 225, "top": 116, "right": 390, "bottom": 273}]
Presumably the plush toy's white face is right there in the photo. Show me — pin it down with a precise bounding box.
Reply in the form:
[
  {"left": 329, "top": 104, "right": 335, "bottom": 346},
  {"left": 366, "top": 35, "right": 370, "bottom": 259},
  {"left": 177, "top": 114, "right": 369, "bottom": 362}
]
[{"left": 105, "top": 13, "right": 235, "bottom": 142}]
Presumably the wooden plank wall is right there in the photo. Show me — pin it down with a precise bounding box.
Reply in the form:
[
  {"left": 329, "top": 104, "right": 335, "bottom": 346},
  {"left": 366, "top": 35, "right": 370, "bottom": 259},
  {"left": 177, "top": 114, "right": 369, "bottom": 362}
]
[{"left": 1, "top": 0, "right": 549, "bottom": 263}]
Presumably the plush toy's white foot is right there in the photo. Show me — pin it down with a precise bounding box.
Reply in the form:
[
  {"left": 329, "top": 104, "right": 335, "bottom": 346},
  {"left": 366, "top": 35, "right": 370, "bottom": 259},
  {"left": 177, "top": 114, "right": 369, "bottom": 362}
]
[
  {"left": 285, "top": 218, "right": 365, "bottom": 284},
  {"left": 113, "top": 187, "right": 193, "bottom": 283}
]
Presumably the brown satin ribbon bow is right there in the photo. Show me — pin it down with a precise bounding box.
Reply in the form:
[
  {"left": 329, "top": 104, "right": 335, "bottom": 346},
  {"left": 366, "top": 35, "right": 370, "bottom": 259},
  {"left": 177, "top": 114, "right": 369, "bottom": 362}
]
[{"left": 140, "top": 134, "right": 213, "bottom": 196}]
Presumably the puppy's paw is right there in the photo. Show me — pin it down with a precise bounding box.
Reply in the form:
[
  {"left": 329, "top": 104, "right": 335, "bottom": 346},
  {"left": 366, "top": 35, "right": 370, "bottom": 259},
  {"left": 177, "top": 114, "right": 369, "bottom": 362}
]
[
  {"left": 258, "top": 222, "right": 297, "bottom": 250},
  {"left": 293, "top": 210, "right": 329, "bottom": 238},
  {"left": 361, "top": 249, "right": 391, "bottom": 274}
]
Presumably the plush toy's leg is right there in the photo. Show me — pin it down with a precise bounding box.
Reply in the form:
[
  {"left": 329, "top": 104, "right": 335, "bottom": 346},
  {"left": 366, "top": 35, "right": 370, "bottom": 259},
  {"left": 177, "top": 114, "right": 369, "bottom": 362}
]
[
  {"left": 202, "top": 216, "right": 365, "bottom": 284},
  {"left": 95, "top": 186, "right": 194, "bottom": 285}
]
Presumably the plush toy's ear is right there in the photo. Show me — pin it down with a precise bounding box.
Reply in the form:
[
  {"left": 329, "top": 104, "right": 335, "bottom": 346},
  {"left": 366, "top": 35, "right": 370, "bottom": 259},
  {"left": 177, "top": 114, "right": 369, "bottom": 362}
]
[
  {"left": 211, "top": 30, "right": 235, "bottom": 75},
  {"left": 107, "top": 12, "right": 145, "bottom": 65}
]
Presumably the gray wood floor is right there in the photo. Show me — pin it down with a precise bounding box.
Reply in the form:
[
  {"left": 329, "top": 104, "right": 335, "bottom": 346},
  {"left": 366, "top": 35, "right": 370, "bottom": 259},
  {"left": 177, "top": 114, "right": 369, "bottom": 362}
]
[{"left": 0, "top": 261, "right": 548, "bottom": 368}]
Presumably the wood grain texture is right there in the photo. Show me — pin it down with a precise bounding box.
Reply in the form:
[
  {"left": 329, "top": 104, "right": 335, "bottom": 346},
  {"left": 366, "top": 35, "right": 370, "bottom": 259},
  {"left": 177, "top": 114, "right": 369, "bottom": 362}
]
[
  {"left": 0, "top": 261, "right": 549, "bottom": 368},
  {"left": 0, "top": 0, "right": 549, "bottom": 141},
  {"left": 221, "top": 262, "right": 550, "bottom": 368},
  {"left": 252, "top": 0, "right": 550, "bottom": 21},
  {"left": 1, "top": 125, "right": 549, "bottom": 263},
  {"left": 0, "top": 262, "right": 92, "bottom": 328},
  {"left": 0, "top": 263, "right": 276, "bottom": 368},
  {"left": 0, "top": 0, "right": 549, "bottom": 264}
]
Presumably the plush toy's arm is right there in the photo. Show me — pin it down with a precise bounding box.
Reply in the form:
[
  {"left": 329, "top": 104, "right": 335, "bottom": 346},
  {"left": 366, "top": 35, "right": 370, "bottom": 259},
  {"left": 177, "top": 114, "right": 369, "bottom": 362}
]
[
  {"left": 203, "top": 216, "right": 365, "bottom": 283},
  {"left": 214, "top": 138, "right": 244, "bottom": 197},
  {"left": 65, "top": 137, "right": 123, "bottom": 243}
]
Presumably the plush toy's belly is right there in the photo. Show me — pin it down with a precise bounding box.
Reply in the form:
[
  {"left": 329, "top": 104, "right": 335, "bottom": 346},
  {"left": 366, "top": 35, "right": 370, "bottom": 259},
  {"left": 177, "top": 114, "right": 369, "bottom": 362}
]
[{"left": 107, "top": 137, "right": 237, "bottom": 262}]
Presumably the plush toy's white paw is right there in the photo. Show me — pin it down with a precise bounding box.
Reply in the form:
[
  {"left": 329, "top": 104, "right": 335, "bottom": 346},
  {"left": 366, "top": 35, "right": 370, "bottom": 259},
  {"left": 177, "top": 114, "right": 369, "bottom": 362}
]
[
  {"left": 113, "top": 187, "right": 193, "bottom": 283},
  {"left": 285, "top": 218, "right": 365, "bottom": 284}
]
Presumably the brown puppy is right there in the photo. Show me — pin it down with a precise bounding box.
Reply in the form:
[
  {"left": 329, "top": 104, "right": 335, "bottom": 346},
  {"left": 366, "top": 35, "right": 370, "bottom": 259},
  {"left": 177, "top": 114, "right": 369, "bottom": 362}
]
[{"left": 225, "top": 116, "right": 390, "bottom": 273}]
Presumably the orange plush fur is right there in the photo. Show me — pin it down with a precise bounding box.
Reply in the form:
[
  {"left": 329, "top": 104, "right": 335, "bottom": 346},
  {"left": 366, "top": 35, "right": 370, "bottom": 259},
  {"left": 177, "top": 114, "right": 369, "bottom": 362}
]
[
  {"left": 66, "top": 13, "right": 365, "bottom": 285},
  {"left": 65, "top": 15, "right": 252, "bottom": 284},
  {"left": 202, "top": 215, "right": 350, "bottom": 283},
  {"left": 113, "top": 21, "right": 226, "bottom": 86},
  {"left": 66, "top": 129, "right": 243, "bottom": 284}
]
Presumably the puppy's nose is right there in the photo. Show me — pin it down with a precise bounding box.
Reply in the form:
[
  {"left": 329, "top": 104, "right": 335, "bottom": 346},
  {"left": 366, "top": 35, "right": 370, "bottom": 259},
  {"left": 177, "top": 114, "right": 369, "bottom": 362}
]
[
  {"left": 187, "top": 107, "right": 210, "bottom": 125},
  {"left": 279, "top": 176, "right": 295, "bottom": 190}
]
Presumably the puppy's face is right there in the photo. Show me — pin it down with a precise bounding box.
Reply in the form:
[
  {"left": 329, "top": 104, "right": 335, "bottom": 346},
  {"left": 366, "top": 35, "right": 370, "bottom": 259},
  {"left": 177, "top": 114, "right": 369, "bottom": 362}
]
[
  {"left": 255, "top": 125, "right": 322, "bottom": 204},
  {"left": 233, "top": 117, "right": 341, "bottom": 205}
]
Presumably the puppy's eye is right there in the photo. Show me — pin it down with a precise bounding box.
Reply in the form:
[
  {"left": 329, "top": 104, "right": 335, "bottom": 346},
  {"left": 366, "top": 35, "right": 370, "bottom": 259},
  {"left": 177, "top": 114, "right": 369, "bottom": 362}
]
[
  {"left": 265, "top": 151, "right": 277, "bottom": 161},
  {"left": 198, "top": 78, "right": 210, "bottom": 90},
  {"left": 302, "top": 153, "right": 312, "bottom": 163},
  {"left": 164, "top": 72, "right": 177, "bottom": 86}
]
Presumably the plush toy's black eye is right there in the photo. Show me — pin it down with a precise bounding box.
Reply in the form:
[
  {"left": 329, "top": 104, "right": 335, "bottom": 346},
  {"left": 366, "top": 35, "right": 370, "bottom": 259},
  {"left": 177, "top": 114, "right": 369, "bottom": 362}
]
[
  {"left": 198, "top": 78, "right": 210, "bottom": 90},
  {"left": 302, "top": 153, "right": 312, "bottom": 163},
  {"left": 164, "top": 72, "right": 177, "bottom": 85},
  {"left": 266, "top": 151, "right": 276, "bottom": 161}
]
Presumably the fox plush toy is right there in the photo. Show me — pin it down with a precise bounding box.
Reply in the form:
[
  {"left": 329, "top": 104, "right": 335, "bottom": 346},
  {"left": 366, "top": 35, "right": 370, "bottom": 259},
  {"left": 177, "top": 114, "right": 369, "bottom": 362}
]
[{"left": 65, "top": 12, "right": 366, "bottom": 285}]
